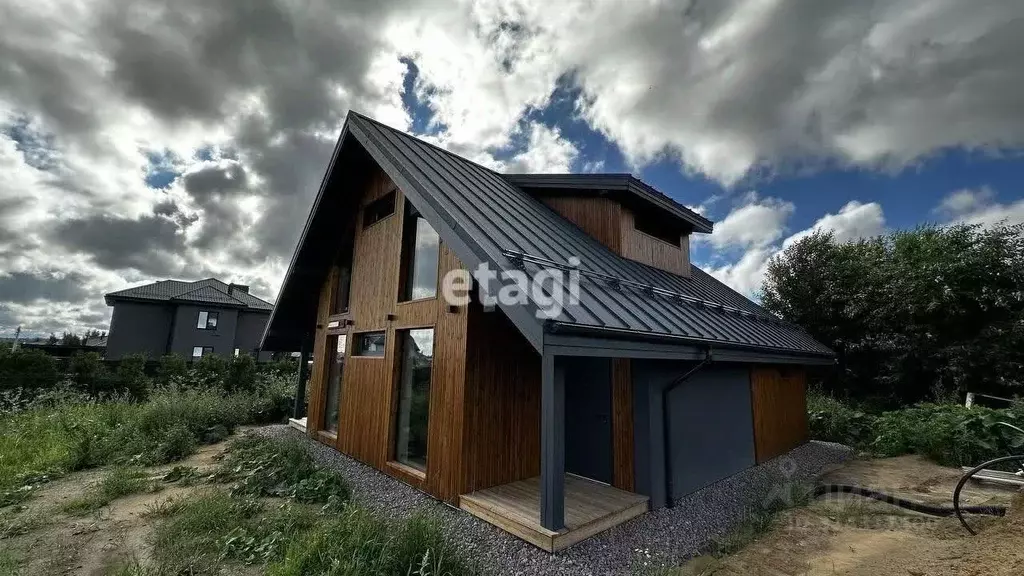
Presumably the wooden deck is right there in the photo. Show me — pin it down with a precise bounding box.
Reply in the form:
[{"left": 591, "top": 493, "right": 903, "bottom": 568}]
[{"left": 459, "top": 475, "right": 649, "bottom": 552}]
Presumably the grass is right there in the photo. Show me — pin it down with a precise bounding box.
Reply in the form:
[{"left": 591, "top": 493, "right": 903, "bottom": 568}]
[
  {"left": 0, "top": 384, "right": 291, "bottom": 503},
  {"left": 710, "top": 481, "right": 813, "bottom": 558},
  {"left": 0, "top": 549, "right": 18, "bottom": 576},
  {"left": 62, "top": 466, "right": 158, "bottom": 515},
  {"left": 139, "top": 436, "right": 476, "bottom": 576}
]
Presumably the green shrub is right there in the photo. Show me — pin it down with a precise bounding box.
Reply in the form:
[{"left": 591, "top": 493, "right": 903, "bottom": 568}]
[
  {"left": 0, "top": 347, "right": 60, "bottom": 393},
  {"left": 226, "top": 354, "right": 257, "bottom": 393},
  {"left": 193, "top": 354, "right": 230, "bottom": 389},
  {"left": 157, "top": 354, "right": 188, "bottom": 387},
  {"left": 808, "top": 393, "right": 1024, "bottom": 467},
  {"left": 151, "top": 423, "right": 198, "bottom": 465},
  {"left": 214, "top": 436, "right": 349, "bottom": 506},
  {"left": 117, "top": 354, "right": 151, "bottom": 401}
]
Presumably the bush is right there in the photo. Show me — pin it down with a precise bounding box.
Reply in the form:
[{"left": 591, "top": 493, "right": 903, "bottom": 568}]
[
  {"left": 116, "top": 353, "right": 151, "bottom": 401},
  {"left": 0, "top": 347, "right": 59, "bottom": 393},
  {"left": 193, "top": 354, "right": 230, "bottom": 389},
  {"left": 157, "top": 354, "right": 188, "bottom": 387},
  {"left": 807, "top": 393, "right": 1024, "bottom": 467},
  {"left": 226, "top": 354, "right": 257, "bottom": 393}
]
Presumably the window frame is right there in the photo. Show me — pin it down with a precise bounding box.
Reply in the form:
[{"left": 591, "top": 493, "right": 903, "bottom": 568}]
[
  {"left": 398, "top": 202, "right": 441, "bottom": 303},
  {"left": 362, "top": 190, "right": 396, "bottom": 229},
  {"left": 390, "top": 327, "right": 434, "bottom": 473},
  {"left": 321, "top": 334, "right": 347, "bottom": 435},
  {"left": 196, "top": 310, "right": 219, "bottom": 330},
  {"left": 351, "top": 330, "right": 386, "bottom": 357},
  {"left": 191, "top": 345, "right": 214, "bottom": 358}
]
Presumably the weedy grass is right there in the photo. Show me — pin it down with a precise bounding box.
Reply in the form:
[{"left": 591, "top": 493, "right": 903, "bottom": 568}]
[{"left": 61, "top": 466, "right": 158, "bottom": 515}]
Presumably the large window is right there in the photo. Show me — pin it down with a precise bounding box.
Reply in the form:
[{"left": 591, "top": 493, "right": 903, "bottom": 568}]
[
  {"left": 392, "top": 328, "right": 433, "bottom": 471},
  {"left": 353, "top": 331, "right": 386, "bottom": 357},
  {"left": 322, "top": 335, "right": 346, "bottom": 434},
  {"left": 192, "top": 346, "right": 213, "bottom": 358},
  {"left": 197, "top": 310, "right": 219, "bottom": 330},
  {"left": 399, "top": 203, "right": 440, "bottom": 301},
  {"left": 633, "top": 212, "right": 680, "bottom": 245}
]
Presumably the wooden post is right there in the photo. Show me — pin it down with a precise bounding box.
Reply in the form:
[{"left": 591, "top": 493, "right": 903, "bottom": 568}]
[
  {"left": 540, "top": 352, "right": 565, "bottom": 531},
  {"left": 293, "top": 338, "right": 310, "bottom": 419}
]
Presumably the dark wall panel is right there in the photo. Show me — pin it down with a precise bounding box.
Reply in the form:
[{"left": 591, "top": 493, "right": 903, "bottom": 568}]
[
  {"left": 169, "top": 305, "right": 239, "bottom": 358},
  {"left": 631, "top": 360, "right": 756, "bottom": 507},
  {"left": 235, "top": 311, "right": 271, "bottom": 359},
  {"left": 106, "top": 302, "right": 173, "bottom": 360}
]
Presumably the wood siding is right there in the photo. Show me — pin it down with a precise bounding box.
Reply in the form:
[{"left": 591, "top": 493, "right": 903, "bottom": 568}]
[
  {"left": 621, "top": 209, "right": 690, "bottom": 277},
  {"left": 306, "top": 166, "right": 471, "bottom": 504},
  {"left": 750, "top": 366, "right": 809, "bottom": 463},
  {"left": 611, "top": 358, "right": 634, "bottom": 491},
  {"left": 540, "top": 196, "right": 623, "bottom": 253},
  {"left": 462, "top": 301, "right": 542, "bottom": 494}
]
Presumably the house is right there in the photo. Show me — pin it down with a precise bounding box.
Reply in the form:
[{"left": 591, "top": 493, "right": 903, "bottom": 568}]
[
  {"left": 105, "top": 278, "right": 273, "bottom": 361},
  {"left": 261, "top": 112, "right": 834, "bottom": 552}
]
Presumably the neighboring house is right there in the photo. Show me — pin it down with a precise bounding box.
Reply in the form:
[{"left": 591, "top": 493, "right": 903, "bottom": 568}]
[
  {"left": 262, "top": 112, "right": 834, "bottom": 552},
  {"left": 105, "top": 278, "right": 273, "bottom": 361}
]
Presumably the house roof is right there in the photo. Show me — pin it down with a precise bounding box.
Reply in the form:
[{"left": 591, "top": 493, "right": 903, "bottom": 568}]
[
  {"left": 262, "top": 111, "right": 833, "bottom": 361},
  {"left": 105, "top": 278, "right": 274, "bottom": 311},
  {"left": 503, "top": 173, "right": 714, "bottom": 234}
]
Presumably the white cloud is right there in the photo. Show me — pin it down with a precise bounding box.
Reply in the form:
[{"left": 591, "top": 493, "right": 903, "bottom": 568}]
[
  {"left": 706, "top": 193, "right": 795, "bottom": 249},
  {"left": 935, "top": 186, "right": 1024, "bottom": 227},
  {"left": 708, "top": 199, "right": 886, "bottom": 297}
]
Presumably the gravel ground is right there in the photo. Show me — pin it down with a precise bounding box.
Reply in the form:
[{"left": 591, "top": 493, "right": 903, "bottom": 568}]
[{"left": 254, "top": 425, "right": 852, "bottom": 575}]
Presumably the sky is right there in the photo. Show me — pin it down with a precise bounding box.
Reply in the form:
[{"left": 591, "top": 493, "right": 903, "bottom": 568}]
[{"left": 1, "top": 0, "right": 1023, "bottom": 337}]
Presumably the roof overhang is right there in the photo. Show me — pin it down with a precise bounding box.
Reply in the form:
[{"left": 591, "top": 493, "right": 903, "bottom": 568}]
[{"left": 503, "top": 173, "right": 714, "bottom": 234}]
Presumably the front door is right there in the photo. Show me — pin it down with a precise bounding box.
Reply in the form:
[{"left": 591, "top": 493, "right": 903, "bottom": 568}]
[{"left": 564, "top": 357, "right": 613, "bottom": 484}]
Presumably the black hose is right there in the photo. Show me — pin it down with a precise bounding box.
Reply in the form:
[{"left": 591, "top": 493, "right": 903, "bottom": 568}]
[
  {"left": 814, "top": 484, "right": 1007, "bottom": 518},
  {"left": 953, "top": 454, "right": 1024, "bottom": 535}
]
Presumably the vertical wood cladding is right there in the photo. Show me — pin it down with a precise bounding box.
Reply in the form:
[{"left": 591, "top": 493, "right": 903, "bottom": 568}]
[
  {"left": 306, "top": 269, "right": 334, "bottom": 435},
  {"left": 538, "top": 195, "right": 691, "bottom": 278},
  {"left": 308, "top": 166, "right": 470, "bottom": 503},
  {"left": 461, "top": 301, "right": 542, "bottom": 494},
  {"left": 621, "top": 209, "right": 690, "bottom": 277},
  {"left": 750, "top": 366, "right": 809, "bottom": 463},
  {"left": 540, "top": 196, "right": 623, "bottom": 253},
  {"left": 611, "top": 358, "right": 635, "bottom": 491}
]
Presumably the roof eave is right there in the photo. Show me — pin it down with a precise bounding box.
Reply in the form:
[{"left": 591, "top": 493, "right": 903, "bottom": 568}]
[{"left": 544, "top": 320, "right": 835, "bottom": 364}]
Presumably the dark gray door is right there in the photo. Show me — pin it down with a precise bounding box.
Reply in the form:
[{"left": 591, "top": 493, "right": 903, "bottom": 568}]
[{"left": 564, "top": 357, "right": 613, "bottom": 484}]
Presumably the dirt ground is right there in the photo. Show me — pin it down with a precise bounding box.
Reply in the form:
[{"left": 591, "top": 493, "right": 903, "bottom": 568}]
[
  {"left": 678, "top": 455, "right": 1024, "bottom": 576},
  {"left": 3, "top": 449, "right": 1022, "bottom": 576},
  {"left": 0, "top": 440, "right": 232, "bottom": 576}
]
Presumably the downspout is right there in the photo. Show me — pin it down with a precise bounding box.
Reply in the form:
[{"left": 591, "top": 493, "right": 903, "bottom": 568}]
[{"left": 662, "top": 348, "right": 713, "bottom": 508}]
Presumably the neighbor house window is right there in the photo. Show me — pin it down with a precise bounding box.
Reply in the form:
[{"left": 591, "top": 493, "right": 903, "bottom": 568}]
[
  {"left": 322, "top": 335, "right": 346, "bottom": 434},
  {"left": 399, "top": 202, "right": 440, "bottom": 301},
  {"left": 353, "top": 331, "right": 386, "bottom": 357},
  {"left": 192, "top": 346, "right": 213, "bottom": 358},
  {"left": 393, "top": 328, "right": 433, "bottom": 471},
  {"left": 363, "top": 190, "right": 396, "bottom": 229},
  {"left": 197, "top": 310, "right": 219, "bottom": 330}
]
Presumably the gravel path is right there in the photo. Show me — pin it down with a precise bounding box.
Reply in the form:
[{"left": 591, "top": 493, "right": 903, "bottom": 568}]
[{"left": 254, "top": 425, "right": 852, "bottom": 575}]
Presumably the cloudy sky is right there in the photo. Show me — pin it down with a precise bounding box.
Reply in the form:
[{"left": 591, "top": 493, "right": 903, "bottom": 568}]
[{"left": 2, "top": 0, "right": 1023, "bottom": 337}]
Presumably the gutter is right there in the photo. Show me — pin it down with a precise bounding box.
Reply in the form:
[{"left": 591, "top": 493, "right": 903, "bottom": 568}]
[
  {"left": 663, "top": 348, "right": 713, "bottom": 508},
  {"left": 544, "top": 320, "right": 835, "bottom": 361}
]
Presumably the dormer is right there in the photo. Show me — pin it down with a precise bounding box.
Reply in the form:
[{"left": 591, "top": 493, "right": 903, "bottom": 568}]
[{"left": 505, "top": 174, "right": 713, "bottom": 277}]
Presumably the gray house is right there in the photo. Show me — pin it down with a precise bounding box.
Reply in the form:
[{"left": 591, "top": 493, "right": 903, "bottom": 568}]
[{"left": 104, "top": 278, "right": 273, "bottom": 360}]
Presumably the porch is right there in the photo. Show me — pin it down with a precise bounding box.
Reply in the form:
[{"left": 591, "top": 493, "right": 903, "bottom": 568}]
[{"left": 459, "top": 474, "right": 649, "bottom": 552}]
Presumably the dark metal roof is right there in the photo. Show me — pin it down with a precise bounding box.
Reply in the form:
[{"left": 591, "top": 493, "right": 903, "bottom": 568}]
[
  {"left": 504, "top": 173, "right": 714, "bottom": 234},
  {"left": 105, "top": 278, "right": 273, "bottom": 311},
  {"left": 262, "top": 111, "right": 833, "bottom": 360}
]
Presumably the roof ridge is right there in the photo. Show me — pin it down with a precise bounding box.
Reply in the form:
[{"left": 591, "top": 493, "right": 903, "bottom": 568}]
[{"left": 349, "top": 111, "right": 506, "bottom": 178}]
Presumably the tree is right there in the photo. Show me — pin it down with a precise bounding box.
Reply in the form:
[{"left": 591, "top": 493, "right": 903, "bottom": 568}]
[{"left": 761, "top": 223, "right": 1024, "bottom": 406}]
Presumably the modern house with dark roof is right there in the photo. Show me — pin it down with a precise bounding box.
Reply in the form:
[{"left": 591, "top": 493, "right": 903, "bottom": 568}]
[
  {"left": 262, "top": 112, "right": 834, "bottom": 552},
  {"left": 105, "top": 278, "right": 273, "bottom": 361}
]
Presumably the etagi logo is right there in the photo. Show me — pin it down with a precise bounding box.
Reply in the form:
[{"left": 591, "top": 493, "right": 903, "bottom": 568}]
[{"left": 440, "top": 258, "right": 582, "bottom": 319}]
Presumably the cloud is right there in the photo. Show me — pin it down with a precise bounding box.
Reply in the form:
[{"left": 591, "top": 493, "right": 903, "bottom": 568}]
[
  {"left": 706, "top": 193, "right": 795, "bottom": 249},
  {"left": 504, "top": 123, "right": 579, "bottom": 174},
  {"left": 707, "top": 199, "right": 886, "bottom": 297},
  {"left": 935, "top": 186, "right": 1024, "bottom": 227},
  {"left": 0, "top": 272, "right": 89, "bottom": 304}
]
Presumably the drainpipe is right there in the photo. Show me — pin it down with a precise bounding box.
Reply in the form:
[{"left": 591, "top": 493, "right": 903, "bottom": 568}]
[{"left": 662, "top": 348, "right": 713, "bottom": 509}]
